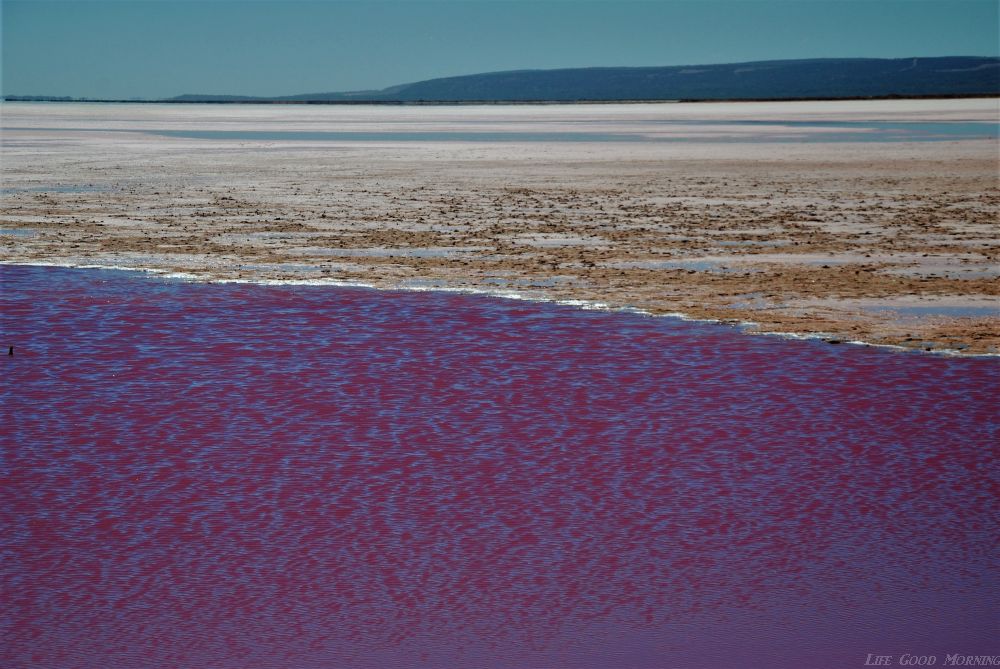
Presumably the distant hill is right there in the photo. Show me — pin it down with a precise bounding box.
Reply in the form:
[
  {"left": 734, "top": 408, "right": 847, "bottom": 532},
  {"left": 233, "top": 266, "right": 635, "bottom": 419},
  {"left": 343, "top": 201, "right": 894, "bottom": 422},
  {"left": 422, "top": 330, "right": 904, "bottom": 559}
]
[
  {"left": 6, "top": 57, "right": 999, "bottom": 103},
  {"left": 289, "top": 57, "right": 1000, "bottom": 103}
]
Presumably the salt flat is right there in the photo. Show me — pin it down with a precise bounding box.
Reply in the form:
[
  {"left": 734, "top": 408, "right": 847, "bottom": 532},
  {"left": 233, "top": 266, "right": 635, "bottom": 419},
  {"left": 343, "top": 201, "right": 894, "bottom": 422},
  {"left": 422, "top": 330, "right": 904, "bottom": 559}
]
[{"left": 2, "top": 99, "right": 998, "bottom": 352}]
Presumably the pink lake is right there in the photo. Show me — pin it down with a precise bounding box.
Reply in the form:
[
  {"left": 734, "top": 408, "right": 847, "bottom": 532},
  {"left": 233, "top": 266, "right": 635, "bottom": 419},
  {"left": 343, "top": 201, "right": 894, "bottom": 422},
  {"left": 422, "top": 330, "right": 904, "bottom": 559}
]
[{"left": 2, "top": 265, "right": 997, "bottom": 668}]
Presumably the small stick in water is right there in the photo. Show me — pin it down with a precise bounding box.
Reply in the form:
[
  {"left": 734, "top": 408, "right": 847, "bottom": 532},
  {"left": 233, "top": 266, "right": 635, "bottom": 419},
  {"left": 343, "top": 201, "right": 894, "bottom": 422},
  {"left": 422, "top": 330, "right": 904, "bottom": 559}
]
[{"left": 8, "top": 346, "right": 12, "bottom": 356}]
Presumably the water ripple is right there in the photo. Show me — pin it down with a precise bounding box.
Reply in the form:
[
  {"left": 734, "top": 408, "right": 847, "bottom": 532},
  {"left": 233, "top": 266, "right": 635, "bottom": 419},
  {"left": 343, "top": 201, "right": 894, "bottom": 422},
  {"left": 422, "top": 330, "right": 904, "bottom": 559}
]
[{"left": 1, "top": 265, "right": 997, "bottom": 668}]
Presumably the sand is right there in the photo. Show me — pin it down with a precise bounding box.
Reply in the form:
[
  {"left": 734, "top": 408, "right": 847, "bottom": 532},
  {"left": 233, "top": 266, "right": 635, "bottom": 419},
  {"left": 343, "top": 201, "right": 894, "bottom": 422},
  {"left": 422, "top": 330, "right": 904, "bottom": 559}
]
[{"left": 2, "top": 99, "right": 998, "bottom": 353}]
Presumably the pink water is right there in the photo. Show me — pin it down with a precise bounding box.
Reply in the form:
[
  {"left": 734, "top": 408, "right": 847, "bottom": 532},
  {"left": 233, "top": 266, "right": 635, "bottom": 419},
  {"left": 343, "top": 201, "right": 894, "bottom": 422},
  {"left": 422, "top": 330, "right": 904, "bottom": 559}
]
[{"left": 2, "top": 265, "right": 997, "bottom": 668}]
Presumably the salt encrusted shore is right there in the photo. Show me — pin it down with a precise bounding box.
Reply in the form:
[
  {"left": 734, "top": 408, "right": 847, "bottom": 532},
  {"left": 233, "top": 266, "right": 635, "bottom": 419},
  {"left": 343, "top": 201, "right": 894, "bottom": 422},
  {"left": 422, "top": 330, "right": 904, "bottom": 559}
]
[{"left": 2, "top": 100, "right": 998, "bottom": 353}]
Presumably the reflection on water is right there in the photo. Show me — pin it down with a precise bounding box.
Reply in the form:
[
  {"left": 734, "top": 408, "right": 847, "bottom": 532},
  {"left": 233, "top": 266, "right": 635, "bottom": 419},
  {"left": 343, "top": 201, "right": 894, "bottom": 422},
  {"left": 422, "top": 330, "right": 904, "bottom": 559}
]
[
  {"left": 141, "top": 120, "right": 1000, "bottom": 142},
  {"left": 2, "top": 265, "right": 998, "bottom": 668},
  {"left": 0, "top": 184, "right": 105, "bottom": 195},
  {"left": 865, "top": 304, "right": 999, "bottom": 319},
  {"left": 7, "top": 120, "right": 997, "bottom": 143}
]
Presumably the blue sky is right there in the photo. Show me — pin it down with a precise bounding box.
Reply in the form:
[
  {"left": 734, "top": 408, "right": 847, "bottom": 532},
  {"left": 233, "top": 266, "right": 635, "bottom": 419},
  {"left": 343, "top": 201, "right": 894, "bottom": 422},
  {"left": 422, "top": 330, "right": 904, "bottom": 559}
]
[{"left": 3, "top": 0, "right": 998, "bottom": 98}]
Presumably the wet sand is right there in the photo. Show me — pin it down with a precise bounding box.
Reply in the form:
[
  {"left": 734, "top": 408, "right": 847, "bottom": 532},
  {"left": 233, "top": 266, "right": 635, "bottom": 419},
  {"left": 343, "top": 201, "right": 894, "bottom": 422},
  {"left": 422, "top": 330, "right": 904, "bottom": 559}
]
[{"left": 2, "top": 100, "right": 998, "bottom": 353}]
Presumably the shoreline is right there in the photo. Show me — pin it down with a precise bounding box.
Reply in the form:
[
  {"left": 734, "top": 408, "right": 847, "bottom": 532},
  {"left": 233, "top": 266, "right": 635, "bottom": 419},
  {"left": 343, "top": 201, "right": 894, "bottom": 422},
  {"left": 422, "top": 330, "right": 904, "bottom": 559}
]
[
  {"left": 6, "top": 259, "right": 997, "bottom": 358},
  {"left": 3, "top": 99, "right": 997, "bottom": 354}
]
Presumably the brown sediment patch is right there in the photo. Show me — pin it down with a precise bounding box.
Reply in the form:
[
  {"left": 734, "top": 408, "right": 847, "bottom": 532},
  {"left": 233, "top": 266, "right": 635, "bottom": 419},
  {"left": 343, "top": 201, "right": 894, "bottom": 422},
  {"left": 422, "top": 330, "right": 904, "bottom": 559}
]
[{"left": 2, "top": 101, "right": 998, "bottom": 353}]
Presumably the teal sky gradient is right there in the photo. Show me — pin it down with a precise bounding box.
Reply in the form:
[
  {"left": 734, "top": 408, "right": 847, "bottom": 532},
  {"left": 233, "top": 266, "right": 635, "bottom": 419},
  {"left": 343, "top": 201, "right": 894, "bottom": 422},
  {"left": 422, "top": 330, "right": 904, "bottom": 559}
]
[{"left": 3, "top": 0, "right": 998, "bottom": 99}]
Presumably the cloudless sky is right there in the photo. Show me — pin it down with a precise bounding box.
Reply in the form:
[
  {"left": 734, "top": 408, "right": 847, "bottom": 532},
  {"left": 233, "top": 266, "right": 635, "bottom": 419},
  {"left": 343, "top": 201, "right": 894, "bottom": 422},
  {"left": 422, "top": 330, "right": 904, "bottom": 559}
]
[{"left": 3, "top": 0, "right": 998, "bottom": 99}]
